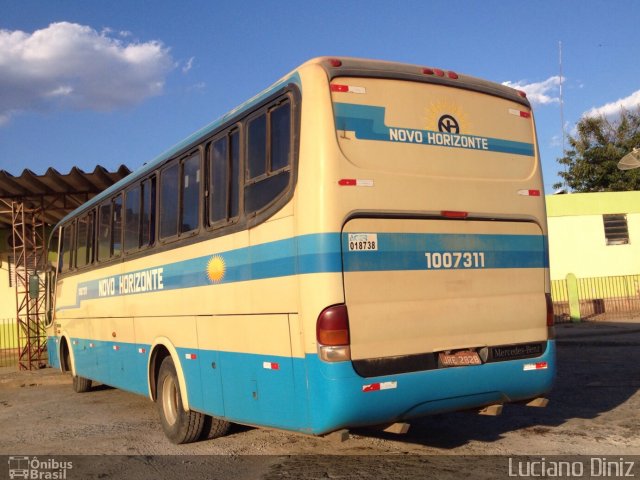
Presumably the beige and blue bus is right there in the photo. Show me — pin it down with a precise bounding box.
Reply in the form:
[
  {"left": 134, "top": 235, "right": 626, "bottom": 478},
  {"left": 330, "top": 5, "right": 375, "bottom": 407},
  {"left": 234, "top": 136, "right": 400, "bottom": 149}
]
[{"left": 45, "top": 57, "right": 555, "bottom": 444}]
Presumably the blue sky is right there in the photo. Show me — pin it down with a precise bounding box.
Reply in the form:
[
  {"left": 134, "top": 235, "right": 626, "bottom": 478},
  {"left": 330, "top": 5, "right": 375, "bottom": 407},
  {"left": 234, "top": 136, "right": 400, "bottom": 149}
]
[{"left": 1, "top": 0, "right": 639, "bottom": 193}]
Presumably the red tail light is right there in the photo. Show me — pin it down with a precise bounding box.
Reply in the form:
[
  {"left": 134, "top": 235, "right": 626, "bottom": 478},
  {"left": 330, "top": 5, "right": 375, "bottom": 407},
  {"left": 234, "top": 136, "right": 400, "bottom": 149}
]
[
  {"left": 442, "top": 210, "right": 468, "bottom": 219},
  {"left": 317, "top": 304, "right": 350, "bottom": 346},
  {"left": 545, "top": 293, "right": 554, "bottom": 327}
]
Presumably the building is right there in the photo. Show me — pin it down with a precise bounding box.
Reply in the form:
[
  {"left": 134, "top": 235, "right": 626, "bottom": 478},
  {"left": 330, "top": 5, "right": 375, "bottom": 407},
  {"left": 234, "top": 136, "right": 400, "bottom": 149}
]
[
  {"left": 546, "top": 191, "right": 640, "bottom": 320},
  {"left": 547, "top": 191, "right": 640, "bottom": 280}
]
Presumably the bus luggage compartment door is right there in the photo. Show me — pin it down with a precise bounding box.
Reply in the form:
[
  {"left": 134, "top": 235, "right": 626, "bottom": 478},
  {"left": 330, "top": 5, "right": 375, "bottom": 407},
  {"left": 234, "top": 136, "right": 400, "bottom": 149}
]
[{"left": 341, "top": 217, "right": 548, "bottom": 372}]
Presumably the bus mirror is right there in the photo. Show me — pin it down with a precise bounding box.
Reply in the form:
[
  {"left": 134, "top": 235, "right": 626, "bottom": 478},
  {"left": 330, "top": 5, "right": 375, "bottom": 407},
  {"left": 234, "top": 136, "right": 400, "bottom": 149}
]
[{"left": 29, "top": 273, "right": 40, "bottom": 298}]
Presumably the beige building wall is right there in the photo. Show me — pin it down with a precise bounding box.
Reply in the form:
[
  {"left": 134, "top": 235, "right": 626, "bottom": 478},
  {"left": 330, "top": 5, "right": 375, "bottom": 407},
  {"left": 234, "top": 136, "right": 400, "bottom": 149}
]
[{"left": 546, "top": 191, "right": 640, "bottom": 281}]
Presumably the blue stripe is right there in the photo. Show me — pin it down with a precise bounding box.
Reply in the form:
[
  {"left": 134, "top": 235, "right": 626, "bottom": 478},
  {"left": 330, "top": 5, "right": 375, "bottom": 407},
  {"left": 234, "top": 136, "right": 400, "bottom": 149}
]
[
  {"left": 343, "top": 233, "right": 547, "bottom": 271},
  {"left": 334, "top": 102, "right": 535, "bottom": 157},
  {"left": 59, "top": 334, "right": 555, "bottom": 434},
  {"left": 58, "top": 232, "right": 546, "bottom": 311}
]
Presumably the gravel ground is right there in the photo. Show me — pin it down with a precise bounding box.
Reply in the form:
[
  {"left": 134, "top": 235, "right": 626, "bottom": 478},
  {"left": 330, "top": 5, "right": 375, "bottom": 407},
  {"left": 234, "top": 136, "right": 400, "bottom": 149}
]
[{"left": 1, "top": 321, "right": 639, "bottom": 479}]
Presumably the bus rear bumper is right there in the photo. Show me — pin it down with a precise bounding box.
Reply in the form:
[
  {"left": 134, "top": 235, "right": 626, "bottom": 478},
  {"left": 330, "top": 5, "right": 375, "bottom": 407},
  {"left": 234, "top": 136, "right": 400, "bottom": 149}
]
[{"left": 305, "top": 339, "right": 556, "bottom": 435}]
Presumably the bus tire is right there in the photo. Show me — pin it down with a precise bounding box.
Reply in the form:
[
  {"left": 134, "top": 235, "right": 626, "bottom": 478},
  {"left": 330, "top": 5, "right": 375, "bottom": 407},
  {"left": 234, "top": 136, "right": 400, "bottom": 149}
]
[
  {"left": 156, "top": 356, "right": 205, "bottom": 444},
  {"left": 200, "top": 414, "right": 231, "bottom": 440},
  {"left": 72, "top": 375, "right": 92, "bottom": 393}
]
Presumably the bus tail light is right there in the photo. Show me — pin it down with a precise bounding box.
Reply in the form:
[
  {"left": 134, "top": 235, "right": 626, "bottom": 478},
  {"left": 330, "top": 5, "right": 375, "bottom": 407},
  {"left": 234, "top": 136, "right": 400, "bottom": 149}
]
[
  {"left": 546, "top": 293, "right": 554, "bottom": 327},
  {"left": 317, "top": 304, "right": 351, "bottom": 362}
]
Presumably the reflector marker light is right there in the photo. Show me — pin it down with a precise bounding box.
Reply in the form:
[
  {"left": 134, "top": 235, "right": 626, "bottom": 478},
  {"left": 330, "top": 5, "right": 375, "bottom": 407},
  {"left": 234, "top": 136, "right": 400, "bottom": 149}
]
[
  {"left": 517, "top": 189, "right": 541, "bottom": 197},
  {"left": 72, "top": 340, "right": 77, "bottom": 345},
  {"left": 516, "top": 90, "right": 527, "bottom": 98},
  {"left": 185, "top": 353, "right": 197, "bottom": 360},
  {"left": 509, "top": 108, "right": 531, "bottom": 118},
  {"left": 330, "top": 84, "right": 366, "bottom": 94},
  {"left": 89, "top": 343, "right": 94, "bottom": 348},
  {"left": 362, "top": 381, "right": 397, "bottom": 392},
  {"left": 113, "top": 345, "right": 120, "bottom": 351},
  {"left": 138, "top": 348, "right": 146, "bottom": 354},
  {"left": 441, "top": 210, "right": 468, "bottom": 219},
  {"left": 423, "top": 67, "right": 458, "bottom": 79},
  {"left": 338, "top": 178, "right": 374, "bottom": 187},
  {"left": 328, "top": 58, "right": 342, "bottom": 67},
  {"left": 523, "top": 362, "right": 548, "bottom": 371},
  {"left": 262, "top": 361, "right": 280, "bottom": 370}
]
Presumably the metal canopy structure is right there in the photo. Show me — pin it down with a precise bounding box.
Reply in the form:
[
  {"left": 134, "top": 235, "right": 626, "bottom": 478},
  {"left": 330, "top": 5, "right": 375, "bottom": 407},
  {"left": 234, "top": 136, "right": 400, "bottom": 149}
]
[
  {"left": 0, "top": 165, "right": 131, "bottom": 229},
  {"left": 0, "top": 165, "right": 131, "bottom": 370}
]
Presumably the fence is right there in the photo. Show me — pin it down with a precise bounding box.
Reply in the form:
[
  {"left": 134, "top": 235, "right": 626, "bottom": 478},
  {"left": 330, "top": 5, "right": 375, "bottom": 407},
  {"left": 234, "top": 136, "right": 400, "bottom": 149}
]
[
  {"left": 0, "top": 318, "right": 49, "bottom": 370},
  {"left": 551, "top": 274, "right": 640, "bottom": 323},
  {"left": 0, "top": 319, "right": 19, "bottom": 369}
]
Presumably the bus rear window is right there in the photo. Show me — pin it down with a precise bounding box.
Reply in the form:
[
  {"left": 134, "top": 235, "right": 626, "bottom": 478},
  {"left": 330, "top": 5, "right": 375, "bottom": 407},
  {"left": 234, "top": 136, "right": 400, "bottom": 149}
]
[{"left": 331, "top": 77, "right": 536, "bottom": 181}]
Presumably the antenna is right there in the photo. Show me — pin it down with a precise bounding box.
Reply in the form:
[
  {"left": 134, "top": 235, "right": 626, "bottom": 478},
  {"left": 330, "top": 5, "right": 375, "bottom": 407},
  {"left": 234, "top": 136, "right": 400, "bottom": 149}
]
[{"left": 559, "top": 41, "right": 567, "bottom": 188}]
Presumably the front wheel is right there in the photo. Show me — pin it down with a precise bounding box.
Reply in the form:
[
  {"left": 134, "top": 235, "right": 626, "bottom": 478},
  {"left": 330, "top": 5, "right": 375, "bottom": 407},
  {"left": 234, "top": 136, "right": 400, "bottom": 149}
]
[{"left": 156, "top": 356, "right": 206, "bottom": 444}]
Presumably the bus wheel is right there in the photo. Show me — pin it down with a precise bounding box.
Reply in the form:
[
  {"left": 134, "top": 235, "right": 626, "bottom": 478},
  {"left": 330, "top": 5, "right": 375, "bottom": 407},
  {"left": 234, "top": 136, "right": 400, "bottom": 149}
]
[
  {"left": 200, "top": 414, "right": 231, "bottom": 440},
  {"left": 72, "top": 375, "right": 92, "bottom": 393},
  {"left": 156, "top": 356, "right": 205, "bottom": 444}
]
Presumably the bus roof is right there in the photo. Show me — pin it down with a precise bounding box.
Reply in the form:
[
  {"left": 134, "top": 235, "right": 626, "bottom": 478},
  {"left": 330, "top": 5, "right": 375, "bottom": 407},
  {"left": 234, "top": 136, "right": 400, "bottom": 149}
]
[{"left": 54, "top": 56, "right": 529, "bottom": 229}]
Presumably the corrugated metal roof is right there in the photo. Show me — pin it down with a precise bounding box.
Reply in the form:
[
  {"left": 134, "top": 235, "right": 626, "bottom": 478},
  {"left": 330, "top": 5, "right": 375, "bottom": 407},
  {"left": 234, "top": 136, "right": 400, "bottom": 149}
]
[{"left": 0, "top": 165, "right": 131, "bottom": 229}]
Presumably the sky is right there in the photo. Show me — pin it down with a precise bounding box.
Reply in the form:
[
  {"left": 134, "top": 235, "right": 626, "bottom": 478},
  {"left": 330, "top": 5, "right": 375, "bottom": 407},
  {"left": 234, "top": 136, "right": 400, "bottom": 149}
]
[{"left": 1, "top": 0, "right": 639, "bottom": 194}]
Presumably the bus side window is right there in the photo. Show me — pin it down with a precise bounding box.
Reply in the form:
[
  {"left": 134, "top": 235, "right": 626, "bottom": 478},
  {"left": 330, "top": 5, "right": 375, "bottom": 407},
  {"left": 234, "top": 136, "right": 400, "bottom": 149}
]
[
  {"left": 61, "top": 223, "right": 75, "bottom": 273},
  {"left": 244, "top": 100, "right": 291, "bottom": 214},
  {"left": 210, "top": 136, "right": 228, "bottom": 225},
  {"left": 210, "top": 129, "right": 240, "bottom": 227},
  {"left": 230, "top": 130, "right": 240, "bottom": 219},
  {"left": 112, "top": 195, "right": 123, "bottom": 257},
  {"left": 160, "top": 163, "right": 179, "bottom": 239},
  {"left": 97, "top": 202, "right": 112, "bottom": 261},
  {"left": 181, "top": 152, "right": 200, "bottom": 233},
  {"left": 141, "top": 176, "right": 156, "bottom": 247},
  {"left": 124, "top": 185, "right": 141, "bottom": 252},
  {"left": 76, "top": 212, "right": 94, "bottom": 268}
]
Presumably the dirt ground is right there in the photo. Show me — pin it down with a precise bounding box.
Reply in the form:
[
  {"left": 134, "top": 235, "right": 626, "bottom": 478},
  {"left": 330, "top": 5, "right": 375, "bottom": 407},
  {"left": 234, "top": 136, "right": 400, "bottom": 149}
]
[{"left": 1, "top": 321, "right": 639, "bottom": 478}]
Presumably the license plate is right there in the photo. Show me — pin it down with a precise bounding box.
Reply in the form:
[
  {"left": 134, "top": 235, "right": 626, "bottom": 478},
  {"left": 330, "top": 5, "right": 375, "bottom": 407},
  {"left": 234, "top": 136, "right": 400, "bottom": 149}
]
[{"left": 439, "top": 351, "right": 482, "bottom": 367}]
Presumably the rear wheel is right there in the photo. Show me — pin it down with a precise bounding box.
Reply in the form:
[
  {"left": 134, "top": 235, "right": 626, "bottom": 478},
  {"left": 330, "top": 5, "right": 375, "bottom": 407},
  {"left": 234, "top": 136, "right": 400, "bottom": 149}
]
[
  {"left": 156, "top": 356, "right": 205, "bottom": 444},
  {"left": 72, "top": 375, "right": 92, "bottom": 393},
  {"left": 200, "top": 414, "right": 231, "bottom": 440}
]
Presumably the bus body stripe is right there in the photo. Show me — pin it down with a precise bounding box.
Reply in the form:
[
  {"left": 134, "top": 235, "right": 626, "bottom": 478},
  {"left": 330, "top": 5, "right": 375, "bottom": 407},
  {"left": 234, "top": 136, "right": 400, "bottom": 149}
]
[
  {"left": 57, "top": 232, "right": 547, "bottom": 311},
  {"left": 333, "top": 102, "right": 535, "bottom": 157},
  {"left": 48, "top": 335, "right": 555, "bottom": 434}
]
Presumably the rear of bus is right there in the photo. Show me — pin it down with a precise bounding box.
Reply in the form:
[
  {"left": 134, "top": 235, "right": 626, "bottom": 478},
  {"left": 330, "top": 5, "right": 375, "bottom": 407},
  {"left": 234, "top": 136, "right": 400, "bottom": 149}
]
[{"left": 305, "top": 58, "right": 555, "bottom": 433}]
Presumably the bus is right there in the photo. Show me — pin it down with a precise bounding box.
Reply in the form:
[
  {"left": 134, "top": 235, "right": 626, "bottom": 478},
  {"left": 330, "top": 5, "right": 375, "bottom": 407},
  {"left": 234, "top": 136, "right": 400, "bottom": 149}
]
[{"left": 43, "top": 57, "right": 555, "bottom": 444}]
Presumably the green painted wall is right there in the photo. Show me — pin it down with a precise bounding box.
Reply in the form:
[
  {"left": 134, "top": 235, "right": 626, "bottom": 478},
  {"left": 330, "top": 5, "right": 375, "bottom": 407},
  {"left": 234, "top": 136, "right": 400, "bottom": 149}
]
[{"left": 546, "top": 191, "right": 640, "bottom": 280}]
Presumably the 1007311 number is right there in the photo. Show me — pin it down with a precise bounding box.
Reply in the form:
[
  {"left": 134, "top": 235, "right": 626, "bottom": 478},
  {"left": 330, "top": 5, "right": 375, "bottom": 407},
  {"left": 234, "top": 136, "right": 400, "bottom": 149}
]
[{"left": 424, "top": 251, "right": 485, "bottom": 269}]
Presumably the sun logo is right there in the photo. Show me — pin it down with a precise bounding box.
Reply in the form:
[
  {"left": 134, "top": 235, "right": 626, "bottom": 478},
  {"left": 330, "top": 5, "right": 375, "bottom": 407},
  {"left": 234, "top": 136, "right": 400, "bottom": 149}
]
[
  {"left": 207, "top": 255, "right": 226, "bottom": 283},
  {"left": 424, "top": 99, "right": 470, "bottom": 134}
]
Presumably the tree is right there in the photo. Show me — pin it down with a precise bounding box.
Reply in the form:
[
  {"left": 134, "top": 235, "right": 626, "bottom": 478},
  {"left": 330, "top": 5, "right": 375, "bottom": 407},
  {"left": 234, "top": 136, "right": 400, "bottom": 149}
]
[{"left": 553, "top": 108, "right": 640, "bottom": 192}]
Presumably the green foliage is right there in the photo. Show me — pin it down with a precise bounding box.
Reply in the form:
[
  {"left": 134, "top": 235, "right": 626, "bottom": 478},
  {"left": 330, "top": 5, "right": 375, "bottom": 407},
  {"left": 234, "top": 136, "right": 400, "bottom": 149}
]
[{"left": 554, "top": 109, "right": 640, "bottom": 192}]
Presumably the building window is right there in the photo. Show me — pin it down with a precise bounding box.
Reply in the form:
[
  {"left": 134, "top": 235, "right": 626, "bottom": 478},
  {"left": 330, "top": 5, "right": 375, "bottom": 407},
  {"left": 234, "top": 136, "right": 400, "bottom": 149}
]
[{"left": 603, "top": 214, "right": 629, "bottom": 245}]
